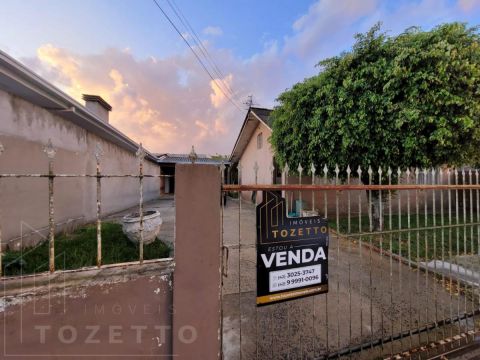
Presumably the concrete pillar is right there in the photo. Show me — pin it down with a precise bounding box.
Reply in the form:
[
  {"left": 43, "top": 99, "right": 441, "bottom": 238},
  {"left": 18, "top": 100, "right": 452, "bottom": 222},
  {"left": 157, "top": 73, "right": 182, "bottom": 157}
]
[{"left": 173, "top": 164, "right": 221, "bottom": 359}]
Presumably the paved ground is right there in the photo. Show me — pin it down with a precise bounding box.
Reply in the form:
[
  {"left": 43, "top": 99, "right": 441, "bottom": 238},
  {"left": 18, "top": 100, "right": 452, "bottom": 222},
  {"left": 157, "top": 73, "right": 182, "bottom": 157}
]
[{"left": 221, "top": 198, "right": 477, "bottom": 360}]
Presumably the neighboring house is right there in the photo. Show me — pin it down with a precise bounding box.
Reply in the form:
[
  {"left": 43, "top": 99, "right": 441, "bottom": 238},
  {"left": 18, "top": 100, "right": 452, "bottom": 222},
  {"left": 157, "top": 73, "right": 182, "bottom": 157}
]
[
  {"left": 157, "top": 153, "right": 229, "bottom": 194},
  {"left": 0, "top": 50, "right": 161, "bottom": 250},
  {"left": 230, "top": 107, "right": 281, "bottom": 201}
]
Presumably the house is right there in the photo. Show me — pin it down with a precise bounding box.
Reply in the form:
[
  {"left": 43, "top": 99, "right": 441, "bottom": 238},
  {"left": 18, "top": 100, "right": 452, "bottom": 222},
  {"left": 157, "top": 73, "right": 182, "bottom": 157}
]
[
  {"left": 0, "top": 50, "right": 161, "bottom": 250},
  {"left": 157, "top": 152, "right": 229, "bottom": 194},
  {"left": 229, "top": 107, "right": 281, "bottom": 201}
]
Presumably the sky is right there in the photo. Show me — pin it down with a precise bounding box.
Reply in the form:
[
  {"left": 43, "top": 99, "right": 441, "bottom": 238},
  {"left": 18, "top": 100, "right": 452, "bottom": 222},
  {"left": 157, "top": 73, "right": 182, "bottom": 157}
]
[{"left": 1, "top": 0, "right": 479, "bottom": 155}]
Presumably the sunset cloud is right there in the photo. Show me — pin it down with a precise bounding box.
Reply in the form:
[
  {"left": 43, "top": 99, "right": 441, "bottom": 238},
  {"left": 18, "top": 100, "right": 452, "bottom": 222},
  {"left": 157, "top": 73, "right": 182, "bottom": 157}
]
[
  {"left": 19, "top": 0, "right": 477, "bottom": 156},
  {"left": 209, "top": 74, "right": 233, "bottom": 108},
  {"left": 26, "top": 43, "right": 293, "bottom": 155}
]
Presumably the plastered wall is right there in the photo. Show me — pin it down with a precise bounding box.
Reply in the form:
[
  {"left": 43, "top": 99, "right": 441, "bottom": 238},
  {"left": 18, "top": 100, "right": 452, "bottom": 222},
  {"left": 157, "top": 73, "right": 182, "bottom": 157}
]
[{"left": 0, "top": 90, "right": 160, "bottom": 249}]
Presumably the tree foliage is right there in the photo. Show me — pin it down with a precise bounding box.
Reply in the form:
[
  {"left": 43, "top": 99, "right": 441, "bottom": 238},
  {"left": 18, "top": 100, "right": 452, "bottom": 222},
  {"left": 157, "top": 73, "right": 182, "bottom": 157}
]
[{"left": 270, "top": 23, "right": 480, "bottom": 181}]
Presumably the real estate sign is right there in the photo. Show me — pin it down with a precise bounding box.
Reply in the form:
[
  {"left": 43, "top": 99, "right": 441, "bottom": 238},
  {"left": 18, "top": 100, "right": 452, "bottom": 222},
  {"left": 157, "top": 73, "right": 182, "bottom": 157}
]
[{"left": 256, "top": 191, "right": 329, "bottom": 306}]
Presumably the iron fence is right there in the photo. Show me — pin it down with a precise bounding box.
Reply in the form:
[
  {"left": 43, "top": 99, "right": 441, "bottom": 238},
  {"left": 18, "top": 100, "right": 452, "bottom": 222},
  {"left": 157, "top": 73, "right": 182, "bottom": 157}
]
[
  {"left": 220, "top": 163, "right": 480, "bottom": 359},
  {"left": 0, "top": 139, "right": 173, "bottom": 278}
]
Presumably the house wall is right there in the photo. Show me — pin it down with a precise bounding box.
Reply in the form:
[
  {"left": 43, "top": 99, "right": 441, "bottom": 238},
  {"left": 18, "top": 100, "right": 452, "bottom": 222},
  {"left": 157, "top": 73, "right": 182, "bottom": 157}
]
[
  {"left": 238, "top": 122, "right": 273, "bottom": 202},
  {"left": 0, "top": 89, "right": 160, "bottom": 250}
]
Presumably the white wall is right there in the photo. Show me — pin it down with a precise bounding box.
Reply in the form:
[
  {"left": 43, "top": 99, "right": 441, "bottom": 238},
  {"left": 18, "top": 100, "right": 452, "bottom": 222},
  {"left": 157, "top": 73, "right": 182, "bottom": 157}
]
[{"left": 238, "top": 122, "right": 273, "bottom": 202}]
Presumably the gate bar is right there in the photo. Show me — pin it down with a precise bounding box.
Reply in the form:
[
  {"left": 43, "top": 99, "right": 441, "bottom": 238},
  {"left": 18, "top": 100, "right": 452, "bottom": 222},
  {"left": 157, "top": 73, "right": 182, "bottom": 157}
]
[
  {"left": 223, "top": 184, "right": 480, "bottom": 191},
  {"left": 318, "top": 310, "right": 480, "bottom": 360}
]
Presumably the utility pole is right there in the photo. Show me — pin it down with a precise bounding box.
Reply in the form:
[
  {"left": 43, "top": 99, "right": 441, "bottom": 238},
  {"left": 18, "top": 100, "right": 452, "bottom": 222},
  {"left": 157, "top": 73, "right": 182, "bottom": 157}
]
[{"left": 244, "top": 95, "right": 253, "bottom": 109}]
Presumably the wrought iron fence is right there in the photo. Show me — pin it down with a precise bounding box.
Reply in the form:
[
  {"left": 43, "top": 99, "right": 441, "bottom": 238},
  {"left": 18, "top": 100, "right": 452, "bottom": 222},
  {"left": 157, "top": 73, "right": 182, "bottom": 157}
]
[
  {"left": 221, "top": 163, "right": 480, "bottom": 359},
  {"left": 0, "top": 139, "right": 172, "bottom": 278}
]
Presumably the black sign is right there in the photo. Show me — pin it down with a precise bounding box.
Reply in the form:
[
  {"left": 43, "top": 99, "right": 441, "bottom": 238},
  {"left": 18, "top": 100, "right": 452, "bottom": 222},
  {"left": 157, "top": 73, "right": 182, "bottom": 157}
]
[{"left": 256, "top": 191, "right": 329, "bottom": 306}]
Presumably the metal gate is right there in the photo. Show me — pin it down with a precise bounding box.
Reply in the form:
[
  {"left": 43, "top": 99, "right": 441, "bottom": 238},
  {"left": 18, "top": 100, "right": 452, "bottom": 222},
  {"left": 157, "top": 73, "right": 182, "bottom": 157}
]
[{"left": 220, "top": 165, "right": 480, "bottom": 359}]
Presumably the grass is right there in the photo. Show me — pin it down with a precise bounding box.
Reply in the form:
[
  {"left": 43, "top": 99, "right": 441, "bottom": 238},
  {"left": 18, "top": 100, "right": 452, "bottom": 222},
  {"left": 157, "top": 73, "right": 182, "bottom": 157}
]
[
  {"left": 332, "top": 214, "right": 480, "bottom": 261},
  {"left": 2, "top": 222, "right": 171, "bottom": 276}
]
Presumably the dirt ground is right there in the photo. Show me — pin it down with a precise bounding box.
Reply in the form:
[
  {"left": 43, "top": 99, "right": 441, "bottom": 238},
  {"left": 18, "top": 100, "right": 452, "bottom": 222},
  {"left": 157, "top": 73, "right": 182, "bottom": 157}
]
[{"left": 221, "top": 198, "right": 477, "bottom": 360}]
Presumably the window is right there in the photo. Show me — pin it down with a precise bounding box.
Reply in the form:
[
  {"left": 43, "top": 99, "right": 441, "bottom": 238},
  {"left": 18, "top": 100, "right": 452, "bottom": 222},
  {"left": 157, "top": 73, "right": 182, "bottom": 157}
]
[{"left": 257, "top": 132, "right": 263, "bottom": 149}]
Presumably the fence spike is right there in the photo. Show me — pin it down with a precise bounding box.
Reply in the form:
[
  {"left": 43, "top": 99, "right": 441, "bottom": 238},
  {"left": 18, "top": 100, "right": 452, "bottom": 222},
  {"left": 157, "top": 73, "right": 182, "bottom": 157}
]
[
  {"left": 136, "top": 143, "right": 146, "bottom": 160},
  {"left": 253, "top": 161, "right": 259, "bottom": 173},
  {"left": 284, "top": 162, "right": 289, "bottom": 175},
  {"left": 310, "top": 162, "right": 316, "bottom": 175},
  {"left": 187, "top": 145, "right": 197, "bottom": 164},
  {"left": 297, "top": 163, "right": 303, "bottom": 175},
  {"left": 269, "top": 162, "right": 274, "bottom": 177},
  {"left": 397, "top": 167, "right": 402, "bottom": 177},
  {"left": 334, "top": 164, "right": 339, "bottom": 175},
  {"left": 368, "top": 166, "right": 373, "bottom": 176},
  {"left": 94, "top": 142, "right": 104, "bottom": 161},
  {"left": 378, "top": 166, "right": 383, "bottom": 176},
  {"left": 405, "top": 167, "right": 411, "bottom": 177},
  {"left": 323, "top": 164, "right": 328, "bottom": 176},
  {"left": 43, "top": 138, "right": 57, "bottom": 159},
  {"left": 346, "top": 165, "right": 351, "bottom": 175},
  {"left": 387, "top": 167, "right": 392, "bottom": 176}
]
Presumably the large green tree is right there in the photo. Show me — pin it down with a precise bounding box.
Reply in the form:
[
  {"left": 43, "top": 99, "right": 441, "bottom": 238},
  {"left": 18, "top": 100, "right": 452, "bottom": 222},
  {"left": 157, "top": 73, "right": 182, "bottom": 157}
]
[{"left": 271, "top": 23, "right": 480, "bottom": 180}]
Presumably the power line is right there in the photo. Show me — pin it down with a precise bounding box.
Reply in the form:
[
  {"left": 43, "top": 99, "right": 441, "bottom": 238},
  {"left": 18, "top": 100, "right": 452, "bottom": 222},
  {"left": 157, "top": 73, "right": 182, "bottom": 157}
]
[
  {"left": 166, "top": 0, "right": 238, "bottom": 100},
  {"left": 151, "top": 0, "right": 243, "bottom": 112}
]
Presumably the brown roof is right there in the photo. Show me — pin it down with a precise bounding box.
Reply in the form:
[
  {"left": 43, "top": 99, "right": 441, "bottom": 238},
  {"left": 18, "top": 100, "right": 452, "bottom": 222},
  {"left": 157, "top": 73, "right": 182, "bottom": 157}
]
[{"left": 250, "top": 107, "right": 273, "bottom": 127}]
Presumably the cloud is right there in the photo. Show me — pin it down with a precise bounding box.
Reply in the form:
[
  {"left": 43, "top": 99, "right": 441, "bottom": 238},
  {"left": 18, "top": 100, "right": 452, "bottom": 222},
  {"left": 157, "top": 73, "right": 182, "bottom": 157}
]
[
  {"left": 25, "top": 43, "right": 295, "bottom": 155},
  {"left": 19, "top": 0, "right": 477, "bottom": 156},
  {"left": 458, "top": 0, "right": 480, "bottom": 11},
  {"left": 284, "top": 0, "right": 378, "bottom": 60},
  {"left": 203, "top": 26, "right": 223, "bottom": 36},
  {"left": 209, "top": 74, "right": 233, "bottom": 108}
]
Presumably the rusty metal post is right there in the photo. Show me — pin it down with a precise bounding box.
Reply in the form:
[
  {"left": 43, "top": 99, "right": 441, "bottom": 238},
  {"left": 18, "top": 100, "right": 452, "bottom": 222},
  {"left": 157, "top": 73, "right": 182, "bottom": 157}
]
[
  {"left": 44, "top": 139, "right": 56, "bottom": 273},
  {"left": 0, "top": 141, "right": 3, "bottom": 277},
  {"left": 95, "top": 143, "right": 103, "bottom": 268},
  {"left": 253, "top": 161, "right": 259, "bottom": 204},
  {"left": 311, "top": 163, "right": 316, "bottom": 211},
  {"left": 298, "top": 164, "right": 303, "bottom": 215},
  {"left": 284, "top": 162, "right": 289, "bottom": 215},
  {"left": 136, "top": 144, "right": 146, "bottom": 264}
]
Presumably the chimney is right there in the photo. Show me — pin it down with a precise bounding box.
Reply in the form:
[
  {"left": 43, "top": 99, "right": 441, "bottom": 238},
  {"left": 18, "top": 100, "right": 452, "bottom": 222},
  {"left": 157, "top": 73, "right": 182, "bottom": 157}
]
[{"left": 82, "top": 94, "right": 112, "bottom": 124}]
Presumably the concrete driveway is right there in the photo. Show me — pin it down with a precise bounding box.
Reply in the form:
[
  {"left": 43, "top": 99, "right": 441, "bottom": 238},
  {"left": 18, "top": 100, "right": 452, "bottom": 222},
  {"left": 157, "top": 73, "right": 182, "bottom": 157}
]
[
  {"left": 221, "top": 198, "right": 475, "bottom": 359},
  {"left": 104, "top": 195, "right": 175, "bottom": 249}
]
